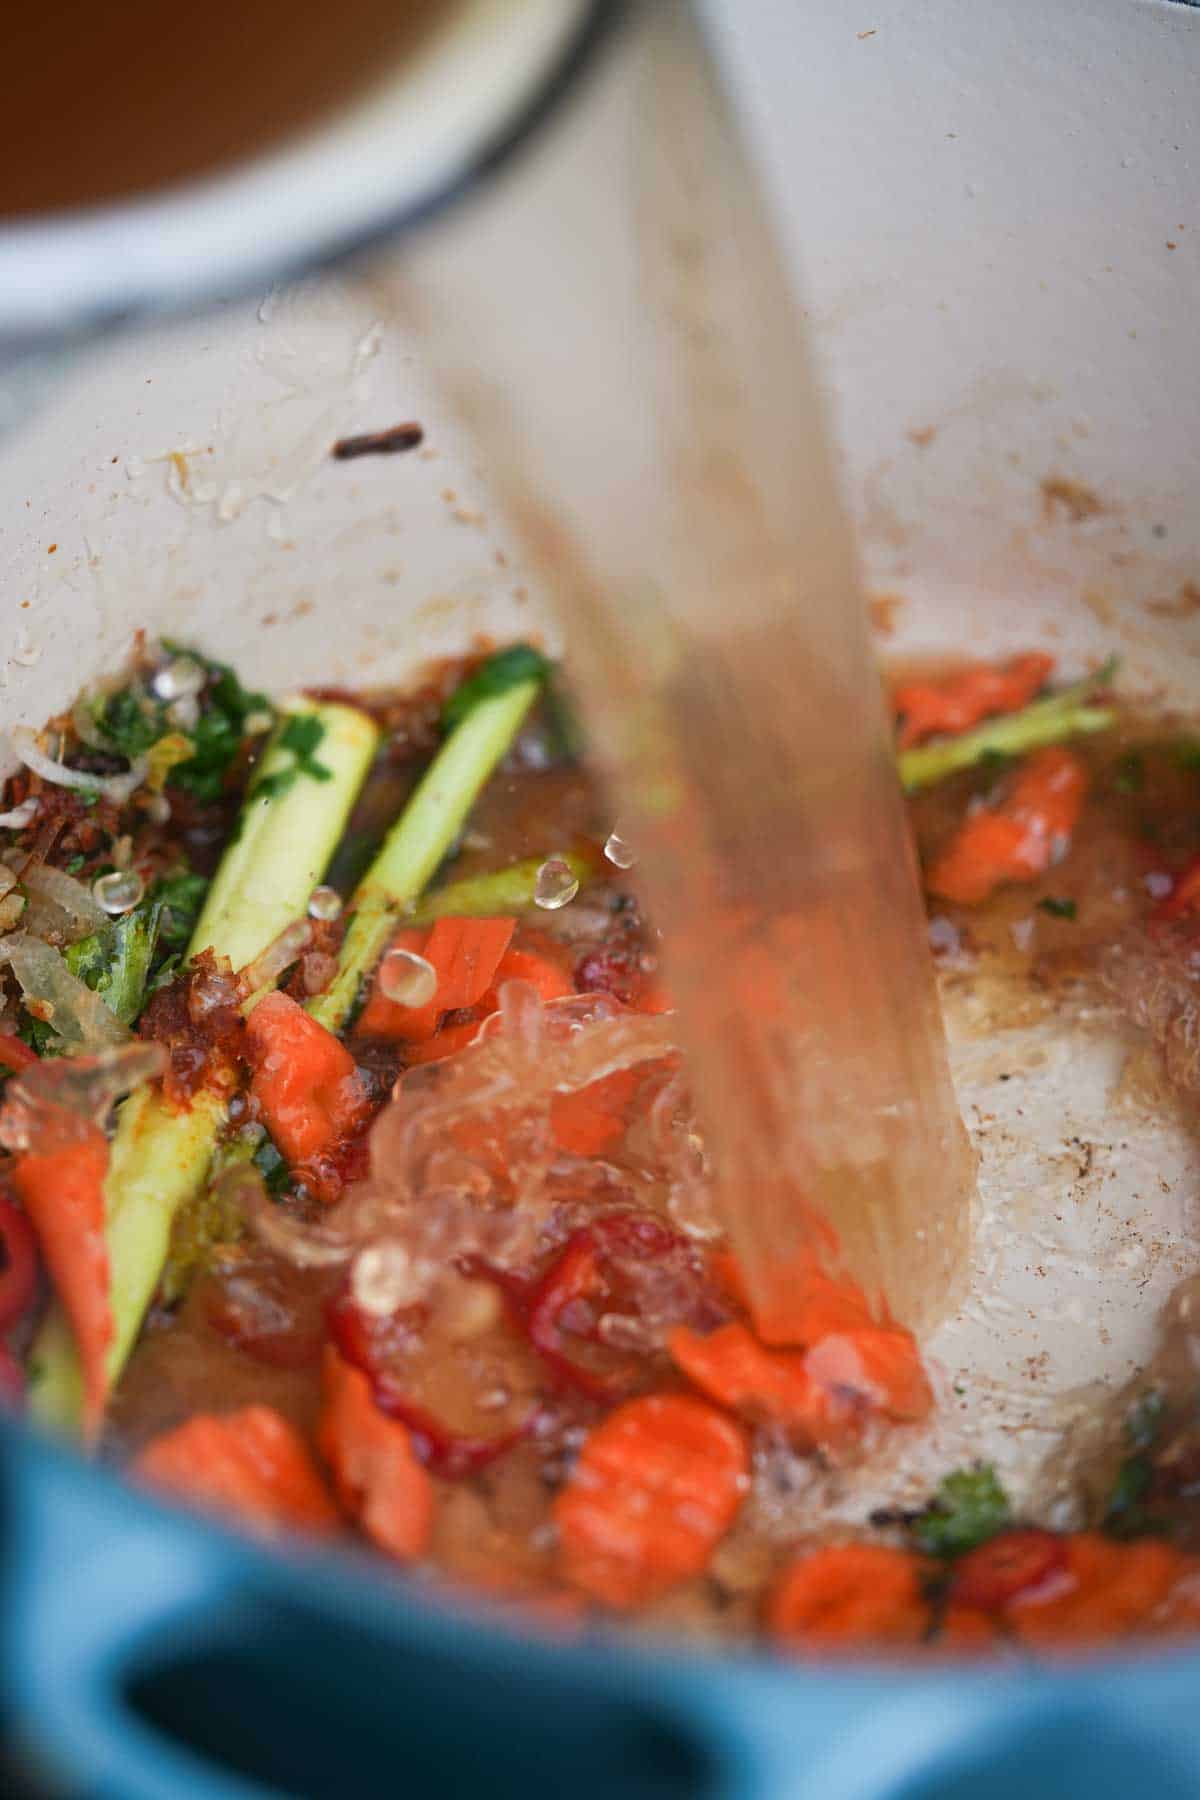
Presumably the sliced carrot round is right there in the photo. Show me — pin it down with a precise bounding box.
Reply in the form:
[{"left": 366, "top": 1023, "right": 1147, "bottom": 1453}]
[
  {"left": 1008, "top": 1532, "right": 1187, "bottom": 1646},
  {"left": 134, "top": 1405, "right": 340, "bottom": 1537},
  {"left": 768, "top": 1543, "right": 931, "bottom": 1650},
  {"left": 318, "top": 1348, "right": 434, "bottom": 1561},
  {"left": 555, "top": 1393, "right": 748, "bottom": 1610}
]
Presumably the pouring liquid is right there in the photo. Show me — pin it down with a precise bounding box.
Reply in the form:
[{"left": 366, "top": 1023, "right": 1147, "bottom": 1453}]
[{"left": 391, "top": 0, "right": 974, "bottom": 1338}]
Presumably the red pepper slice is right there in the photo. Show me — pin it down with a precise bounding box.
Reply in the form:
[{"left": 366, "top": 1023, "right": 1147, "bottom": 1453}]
[
  {"left": 1153, "top": 855, "right": 1200, "bottom": 924},
  {"left": 0, "top": 1035, "right": 38, "bottom": 1075},
  {"left": 525, "top": 1212, "right": 698, "bottom": 1403},
  {"left": 326, "top": 1290, "right": 536, "bottom": 1480},
  {"left": 0, "top": 1194, "right": 39, "bottom": 1333},
  {"left": 951, "top": 1529, "right": 1069, "bottom": 1612}
]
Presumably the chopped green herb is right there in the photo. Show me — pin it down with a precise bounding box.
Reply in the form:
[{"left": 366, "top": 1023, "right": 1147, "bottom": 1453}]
[
  {"left": 61, "top": 866, "right": 206, "bottom": 1030},
  {"left": 66, "top": 903, "right": 164, "bottom": 1028},
  {"left": 441, "top": 643, "right": 551, "bottom": 733},
  {"left": 1113, "top": 751, "right": 1145, "bottom": 795},
  {"left": 65, "top": 855, "right": 86, "bottom": 876},
  {"left": 910, "top": 1464, "right": 1012, "bottom": 1558},
  {"left": 1037, "top": 896, "right": 1077, "bottom": 920},
  {"left": 1102, "top": 1392, "right": 1168, "bottom": 1538},
  {"left": 96, "top": 644, "right": 274, "bottom": 806},
  {"left": 1126, "top": 1388, "right": 1166, "bottom": 1452},
  {"left": 1103, "top": 1455, "right": 1155, "bottom": 1538},
  {"left": 253, "top": 1136, "right": 291, "bottom": 1198},
  {"left": 253, "top": 714, "right": 333, "bottom": 801},
  {"left": 96, "top": 687, "right": 163, "bottom": 759},
  {"left": 153, "top": 869, "right": 209, "bottom": 951},
  {"left": 16, "top": 1013, "right": 57, "bottom": 1057}
]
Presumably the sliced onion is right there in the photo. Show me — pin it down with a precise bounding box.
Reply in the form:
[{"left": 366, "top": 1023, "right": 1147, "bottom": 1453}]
[
  {"left": 17, "top": 862, "right": 108, "bottom": 941},
  {"left": 9, "top": 725, "right": 147, "bottom": 805},
  {"left": 240, "top": 919, "right": 313, "bottom": 994},
  {"left": 70, "top": 692, "right": 114, "bottom": 753},
  {"left": 0, "top": 933, "right": 130, "bottom": 1050},
  {"left": 0, "top": 1041, "right": 166, "bottom": 1150},
  {"left": 0, "top": 799, "right": 39, "bottom": 831}
]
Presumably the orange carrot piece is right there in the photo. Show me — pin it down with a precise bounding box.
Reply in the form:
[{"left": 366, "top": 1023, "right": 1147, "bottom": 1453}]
[
  {"left": 13, "top": 1128, "right": 111, "bottom": 1441},
  {"left": 555, "top": 1393, "right": 748, "bottom": 1609},
  {"left": 803, "top": 1327, "right": 933, "bottom": 1425},
  {"left": 357, "top": 926, "right": 441, "bottom": 1042},
  {"left": 244, "top": 991, "right": 368, "bottom": 1169},
  {"left": 481, "top": 945, "right": 574, "bottom": 1009},
  {"left": 134, "top": 1405, "right": 340, "bottom": 1537},
  {"left": 403, "top": 1018, "right": 486, "bottom": 1066},
  {"left": 894, "top": 652, "right": 1055, "bottom": 750},
  {"left": 669, "top": 1323, "right": 822, "bottom": 1436},
  {"left": 768, "top": 1544, "right": 931, "bottom": 1650},
  {"left": 774, "top": 1254, "right": 881, "bottom": 1344},
  {"left": 550, "top": 1067, "right": 642, "bottom": 1157},
  {"left": 422, "top": 915, "right": 516, "bottom": 1013},
  {"left": 927, "top": 745, "right": 1089, "bottom": 906},
  {"left": 318, "top": 1349, "right": 434, "bottom": 1562},
  {"left": 1007, "top": 1532, "right": 1186, "bottom": 1646},
  {"left": 671, "top": 1318, "right": 931, "bottom": 1446}
]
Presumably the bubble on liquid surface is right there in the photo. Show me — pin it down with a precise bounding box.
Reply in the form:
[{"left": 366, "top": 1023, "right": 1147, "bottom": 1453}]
[
  {"left": 604, "top": 831, "right": 636, "bottom": 870},
  {"left": 308, "top": 885, "right": 343, "bottom": 922},
  {"left": 93, "top": 868, "right": 144, "bottom": 915},
  {"left": 152, "top": 655, "right": 206, "bottom": 703},
  {"left": 534, "top": 858, "right": 579, "bottom": 910},
  {"left": 380, "top": 948, "right": 438, "bottom": 1008},
  {"left": 351, "top": 1241, "right": 425, "bottom": 1316}
]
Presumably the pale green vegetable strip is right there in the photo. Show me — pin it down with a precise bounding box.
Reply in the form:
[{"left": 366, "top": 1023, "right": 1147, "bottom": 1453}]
[
  {"left": 407, "top": 851, "right": 594, "bottom": 927},
  {"left": 27, "top": 1090, "right": 223, "bottom": 1433},
  {"left": 309, "top": 679, "right": 541, "bottom": 1033},
  {"left": 28, "top": 699, "right": 379, "bottom": 1435},
  {"left": 189, "top": 700, "right": 380, "bottom": 970},
  {"left": 897, "top": 662, "right": 1118, "bottom": 792}
]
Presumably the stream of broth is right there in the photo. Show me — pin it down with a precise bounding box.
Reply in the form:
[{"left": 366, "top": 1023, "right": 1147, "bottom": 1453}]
[
  {"left": 396, "top": 1, "right": 974, "bottom": 1337},
  {"left": 1, "top": 0, "right": 449, "bottom": 216}
]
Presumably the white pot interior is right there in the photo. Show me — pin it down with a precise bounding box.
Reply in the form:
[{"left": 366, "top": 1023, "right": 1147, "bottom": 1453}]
[{"left": 1, "top": 0, "right": 1197, "bottom": 1523}]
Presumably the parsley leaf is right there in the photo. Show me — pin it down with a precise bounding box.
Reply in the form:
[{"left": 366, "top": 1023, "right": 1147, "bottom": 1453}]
[
  {"left": 910, "top": 1464, "right": 1012, "bottom": 1558},
  {"left": 66, "top": 903, "right": 164, "bottom": 1027},
  {"left": 153, "top": 869, "right": 208, "bottom": 951},
  {"left": 441, "top": 644, "right": 550, "bottom": 733},
  {"left": 1037, "top": 896, "right": 1077, "bottom": 920},
  {"left": 253, "top": 714, "right": 333, "bottom": 801},
  {"left": 95, "top": 687, "right": 163, "bottom": 759},
  {"left": 16, "top": 1012, "right": 58, "bottom": 1057},
  {"left": 253, "top": 1136, "right": 291, "bottom": 1198},
  {"left": 1113, "top": 750, "right": 1145, "bottom": 795},
  {"left": 63, "top": 867, "right": 208, "bottom": 1028},
  {"left": 1103, "top": 1390, "right": 1168, "bottom": 1539},
  {"left": 96, "top": 645, "right": 273, "bottom": 806}
]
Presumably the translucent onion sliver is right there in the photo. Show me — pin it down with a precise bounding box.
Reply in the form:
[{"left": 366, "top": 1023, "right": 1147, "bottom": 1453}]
[
  {"left": 9, "top": 725, "right": 147, "bottom": 805},
  {"left": 0, "top": 932, "right": 130, "bottom": 1050}
]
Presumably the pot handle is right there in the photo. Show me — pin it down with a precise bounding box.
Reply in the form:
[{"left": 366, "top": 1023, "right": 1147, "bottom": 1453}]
[
  {"left": 0, "top": 1430, "right": 728, "bottom": 1800},
  {"left": 9, "top": 1431, "right": 1200, "bottom": 1800},
  {"left": 705, "top": 1661, "right": 1200, "bottom": 1800}
]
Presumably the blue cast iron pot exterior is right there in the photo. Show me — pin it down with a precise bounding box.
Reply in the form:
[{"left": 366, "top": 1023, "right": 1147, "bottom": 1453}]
[{"left": 4, "top": 1420, "right": 1200, "bottom": 1798}]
